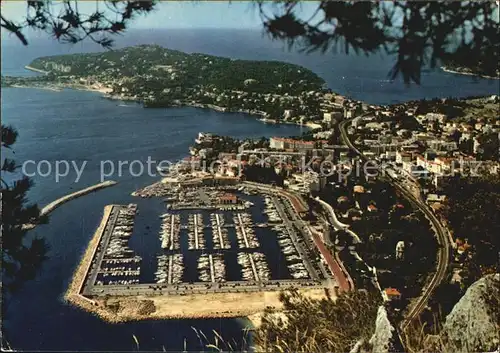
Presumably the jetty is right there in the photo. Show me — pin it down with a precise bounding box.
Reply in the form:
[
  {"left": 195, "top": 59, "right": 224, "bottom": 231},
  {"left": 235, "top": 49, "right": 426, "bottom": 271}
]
[
  {"left": 24, "top": 65, "right": 49, "bottom": 75},
  {"left": 24, "top": 180, "right": 117, "bottom": 229},
  {"left": 64, "top": 205, "right": 114, "bottom": 310}
]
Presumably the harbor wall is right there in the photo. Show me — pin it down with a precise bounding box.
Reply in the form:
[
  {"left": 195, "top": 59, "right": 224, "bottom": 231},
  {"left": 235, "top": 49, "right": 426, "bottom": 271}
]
[
  {"left": 65, "top": 205, "right": 114, "bottom": 312},
  {"left": 24, "top": 180, "right": 117, "bottom": 229}
]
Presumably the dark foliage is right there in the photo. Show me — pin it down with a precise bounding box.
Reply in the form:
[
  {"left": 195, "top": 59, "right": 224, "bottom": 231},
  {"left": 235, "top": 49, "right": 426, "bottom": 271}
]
[
  {"left": 257, "top": 1, "right": 500, "bottom": 83},
  {"left": 1, "top": 0, "right": 156, "bottom": 48},
  {"left": 3, "top": 2, "right": 498, "bottom": 84},
  {"left": 255, "top": 288, "right": 382, "bottom": 352},
  {"left": 1, "top": 125, "right": 49, "bottom": 293},
  {"left": 242, "top": 164, "right": 284, "bottom": 186},
  {"left": 444, "top": 175, "right": 500, "bottom": 275}
]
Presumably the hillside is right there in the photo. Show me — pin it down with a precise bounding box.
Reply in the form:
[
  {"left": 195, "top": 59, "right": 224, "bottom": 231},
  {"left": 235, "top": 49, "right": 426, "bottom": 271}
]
[
  {"left": 27, "top": 45, "right": 324, "bottom": 95},
  {"left": 23, "top": 45, "right": 327, "bottom": 117}
]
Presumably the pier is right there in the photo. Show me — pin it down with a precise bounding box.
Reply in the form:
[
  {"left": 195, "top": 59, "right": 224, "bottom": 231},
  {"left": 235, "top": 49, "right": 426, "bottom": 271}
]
[
  {"left": 215, "top": 214, "right": 224, "bottom": 247},
  {"left": 234, "top": 213, "right": 260, "bottom": 249},
  {"left": 160, "top": 213, "right": 180, "bottom": 250},
  {"left": 80, "top": 204, "right": 141, "bottom": 291},
  {"left": 168, "top": 255, "right": 173, "bottom": 284},
  {"left": 24, "top": 180, "right": 117, "bottom": 229},
  {"left": 188, "top": 214, "right": 205, "bottom": 250},
  {"left": 208, "top": 254, "right": 215, "bottom": 283},
  {"left": 169, "top": 216, "right": 175, "bottom": 250},
  {"left": 237, "top": 213, "right": 251, "bottom": 248},
  {"left": 249, "top": 254, "right": 260, "bottom": 282},
  {"left": 194, "top": 214, "right": 200, "bottom": 249}
]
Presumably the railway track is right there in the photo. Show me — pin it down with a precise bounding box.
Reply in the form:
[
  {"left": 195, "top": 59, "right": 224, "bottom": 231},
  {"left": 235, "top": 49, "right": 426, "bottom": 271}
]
[{"left": 339, "top": 117, "right": 451, "bottom": 331}]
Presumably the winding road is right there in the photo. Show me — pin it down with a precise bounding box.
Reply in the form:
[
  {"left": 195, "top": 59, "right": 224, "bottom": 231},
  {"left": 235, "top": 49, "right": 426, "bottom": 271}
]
[{"left": 339, "top": 117, "right": 451, "bottom": 331}]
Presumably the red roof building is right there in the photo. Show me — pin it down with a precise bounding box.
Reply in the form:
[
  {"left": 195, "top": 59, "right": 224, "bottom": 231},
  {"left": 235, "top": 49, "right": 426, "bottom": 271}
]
[
  {"left": 384, "top": 288, "right": 402, "bottom": 301},
  {"left": 218, "top": 193, "right": 238, "bottom": 204}
]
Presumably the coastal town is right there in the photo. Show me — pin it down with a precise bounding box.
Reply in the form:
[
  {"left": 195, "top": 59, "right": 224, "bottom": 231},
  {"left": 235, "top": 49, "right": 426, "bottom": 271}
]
[
  {"left": 3, "top": 0, "right": 500, "bottom": 350},
  {"left": 64, "top": 87, "right": 499, "bottom": 326},
  {"left": 6, "top": 44, "right": 498, "bottom": 339}
]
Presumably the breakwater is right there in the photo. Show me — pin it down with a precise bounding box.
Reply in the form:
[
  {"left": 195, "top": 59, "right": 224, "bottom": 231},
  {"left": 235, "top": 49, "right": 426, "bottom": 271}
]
[
  {"left": 24, "top": 181, "right": 117, "bottom": 229},
  {"left": 24, "top": 65, "right": 49, "bottom": 75},
  {"left": 65, "top": 205, "right": 114, "bottom": 308}
]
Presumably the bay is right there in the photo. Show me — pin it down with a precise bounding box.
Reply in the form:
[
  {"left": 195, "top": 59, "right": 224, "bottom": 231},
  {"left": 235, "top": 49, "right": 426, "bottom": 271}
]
[{"left": 1, "top": 28, "right": 498, "bottom": 352}]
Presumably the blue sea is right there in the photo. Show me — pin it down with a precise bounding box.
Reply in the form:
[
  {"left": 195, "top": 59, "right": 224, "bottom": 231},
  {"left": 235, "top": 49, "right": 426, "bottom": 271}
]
[{"left": 1, "top": 28, "right": 498, "bottom": 352}]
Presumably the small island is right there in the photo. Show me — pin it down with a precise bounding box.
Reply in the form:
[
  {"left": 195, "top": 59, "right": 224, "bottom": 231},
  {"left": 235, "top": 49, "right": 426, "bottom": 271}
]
[{"left": 2, "top": 45, "right": 333, "bottom": 125}]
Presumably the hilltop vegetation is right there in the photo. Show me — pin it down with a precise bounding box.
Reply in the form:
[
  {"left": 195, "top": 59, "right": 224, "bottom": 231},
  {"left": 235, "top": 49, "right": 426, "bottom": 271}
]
[
  {"left": 21, "top": 45, "right": 327, "bottom": 119},
  {"left": 412, "top": 95, "right": 499, "bottom": 122},
  {"left": 28, "top": 45, "right": 324, "bottom": 95}
]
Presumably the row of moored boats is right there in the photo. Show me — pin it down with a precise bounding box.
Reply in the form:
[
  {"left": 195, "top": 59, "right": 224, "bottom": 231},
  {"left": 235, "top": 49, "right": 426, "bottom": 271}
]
[
  {"left": 188, "top": 213, "right": 205, "bottom": 250},
  {"left": 237, "top": 252, "right": 270, "bottom": 282},
  {"left": 211, "top": 213, "right": 231, "bottom": 249},
  {"left": 155, "top": 254, "right": 184, "bottom": 284},
  {"left": 234, "top": 212, "right": 260, "bottom": 249},
  {"left": 265, "top": 197, "right": 310, "bottom": 279},
  {"left": 159, "top": 213, "right": 180, "bottom": 250},
  {"left": 96, "top": 204, "right": 141, "bottom": 285},
  {"left": 197, "top": 253, "right": 226, "bottom": 282}
]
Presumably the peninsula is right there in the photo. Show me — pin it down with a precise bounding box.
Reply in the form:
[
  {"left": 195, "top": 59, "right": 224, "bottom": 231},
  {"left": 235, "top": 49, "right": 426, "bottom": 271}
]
[
  {"left": 3, "top": 45, "right": 328, "bottom": 124},
  {"left": 441, "top": 59, "right": 500, "bottom": 79}
]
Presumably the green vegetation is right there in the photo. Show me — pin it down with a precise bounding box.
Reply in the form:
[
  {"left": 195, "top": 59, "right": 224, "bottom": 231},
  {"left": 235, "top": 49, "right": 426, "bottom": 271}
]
[
  {"left": 19, "top": 45, "right": 326, "bottom": 119},
  {"left": 443, "top": 175, "right": 500, "bottom": 282},
  {"left": 255, "top": 289, "right": 381, "bottom": 352},
  {"left": 1, "top": 125, "right": 48, "bottom": 292},
  {"left": 242, "top": 165, "right": 285, "bottom": 186},
  {"left": 318, "top": 174, "right": 437, "bottom": 304},
  {"left": 29, "top": 45, "right": 324, "bottom": 94},
  {"left": 413, "top": 95, "right": 499, "bottom": 123}
]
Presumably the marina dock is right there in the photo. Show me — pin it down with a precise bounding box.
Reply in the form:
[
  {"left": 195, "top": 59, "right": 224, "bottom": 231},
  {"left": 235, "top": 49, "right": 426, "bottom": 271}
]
[
  {"left": 72, "top": 183, "right": 330, "bottom": 305},
  {"left": 81, "top": 204, "right": 142, "bottom": 292}
]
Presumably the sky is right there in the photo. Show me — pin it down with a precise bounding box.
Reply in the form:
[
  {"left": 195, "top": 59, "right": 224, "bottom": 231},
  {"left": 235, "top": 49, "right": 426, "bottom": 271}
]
[{"left": 0, "top": 1, "right": 321, "bottom": 30}]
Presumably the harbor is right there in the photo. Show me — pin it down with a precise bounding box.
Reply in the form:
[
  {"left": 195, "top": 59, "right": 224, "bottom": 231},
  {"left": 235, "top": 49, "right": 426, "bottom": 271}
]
[
  {"left": 79, "top": 204, "right": 142, "bottom": 294},
  {"left": 79, "top": 181, "right": 329, "bottom": 292},
  {"left": 69, "top": 178, "right": 338, "bottom": 321}
]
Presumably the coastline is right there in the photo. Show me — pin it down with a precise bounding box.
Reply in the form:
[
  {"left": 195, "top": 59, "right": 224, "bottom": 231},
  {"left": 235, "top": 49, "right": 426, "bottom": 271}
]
[
  {"left": 19, "top": 65, "right": 316, "bottom": 129},
  {"left": 441, "top": 66, "right": 500, "bottom": 80}
]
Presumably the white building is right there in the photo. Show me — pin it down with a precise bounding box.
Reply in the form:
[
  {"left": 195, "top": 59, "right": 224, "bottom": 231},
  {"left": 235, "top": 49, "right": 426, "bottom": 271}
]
[
  {"left": 269, "top": 137, "right": 285, "bottom": 150},
  {"left": 395, "top": 241, "right": 405, "bottom": 260}
]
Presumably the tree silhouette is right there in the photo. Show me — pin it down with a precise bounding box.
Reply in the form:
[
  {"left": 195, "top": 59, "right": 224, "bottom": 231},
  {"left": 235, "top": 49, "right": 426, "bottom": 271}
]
[
  {"left": 256, "top": 1, "right": 499, "bottom": 83},
  {"left": 1, "top": 125, "right": 49, "bottom": 293},
  {"left": 1, "top": 0, "right": 156, "bottom": 48},
  {"left": 2, "top": 1, "right": 498, "bottom": 83}
]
